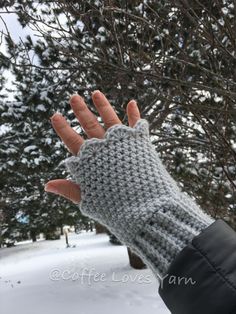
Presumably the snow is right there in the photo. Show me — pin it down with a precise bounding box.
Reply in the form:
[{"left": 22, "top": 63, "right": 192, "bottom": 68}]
[
  {"left": 76, "top": 20, "right": 85, "bottom": 32},
  {"left": 24, "top": 145, "right": 37, "bottom": 153},
  {"left": 45, "top": 137, "right": 52, "bottom": 145},
  {"left": 0, "top": 232, "right": 170, "bottom": 314},
  {"left": 221, "top": 7, "right": 229, "bottom": 15},
  {"left": 0, "top": 124, "right": 11, "bottom": 135},
  {"left": 142, "top": 65, "right": 151, "bottom": 71},
  {"left": 36, "top": 104, "right": 47, "bottom": 112},
  {"left": 231, "top": 141, "right": 236, "bottom": 152}
]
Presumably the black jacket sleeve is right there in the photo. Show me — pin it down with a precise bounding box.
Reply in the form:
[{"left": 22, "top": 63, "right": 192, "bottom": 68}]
[{"left": 159, "top": 219, "right": 236, "bottom": 314}]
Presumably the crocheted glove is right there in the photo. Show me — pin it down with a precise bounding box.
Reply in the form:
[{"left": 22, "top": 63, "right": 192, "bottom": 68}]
[{"left": 65, "top": 119, "right": 214, "bottom": 278}]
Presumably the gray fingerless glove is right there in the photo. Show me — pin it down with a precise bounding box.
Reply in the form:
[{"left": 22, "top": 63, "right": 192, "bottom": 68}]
[{"left": 65, "top": 119, "right": 214, "bottom": 278}]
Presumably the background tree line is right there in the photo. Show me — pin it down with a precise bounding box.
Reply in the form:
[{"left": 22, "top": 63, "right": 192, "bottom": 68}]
[{"left": 0, "top": 0, "right": 235, "bottom": 246}]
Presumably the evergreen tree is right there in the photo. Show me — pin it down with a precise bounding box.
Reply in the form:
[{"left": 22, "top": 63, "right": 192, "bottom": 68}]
[
  {"left": 0, "top": 36, "right": 84, "bottom": 242},
  {"left": 1, "top": 0, "right": 236, "bottom": 242}
]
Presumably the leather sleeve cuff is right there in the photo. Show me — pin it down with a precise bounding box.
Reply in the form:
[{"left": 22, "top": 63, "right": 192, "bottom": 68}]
[{"left": 158, "top": 219, "right": 236, "bottom": 314}]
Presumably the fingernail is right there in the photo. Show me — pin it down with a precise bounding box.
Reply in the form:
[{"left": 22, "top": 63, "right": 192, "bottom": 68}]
[
  {"left": 44, "top": 184, "right": 59, "bottom": 194},
  {"left": 70, "top": 94, "right": 84, "bottom": 109},
  {"left": 129, "top": 100, "right": 137, "bottom": 107},
  {"left": 92, "top": 90, "right": 101, "bottom": 97},
  {"left": 70, "top": 94, "right": 81, "bottom": 103},
  {"left": 72, "top": 200, "right": 80, "bottom": 205},
  {"left": 50, "top": 113, "right": 62, "bottom": 122}
]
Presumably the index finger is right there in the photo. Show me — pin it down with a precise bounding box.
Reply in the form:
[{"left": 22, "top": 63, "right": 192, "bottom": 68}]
[{"left": 51, "top": 113, "right": 84, "bottom": 155}]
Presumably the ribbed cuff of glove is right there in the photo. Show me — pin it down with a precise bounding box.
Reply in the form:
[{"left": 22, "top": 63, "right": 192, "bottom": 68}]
[
  {"left": 65, "top": 119, "right": 214, "bottom": 278},
  {"left": 128, "top": 197, "right": 213, "bottom": 277}
]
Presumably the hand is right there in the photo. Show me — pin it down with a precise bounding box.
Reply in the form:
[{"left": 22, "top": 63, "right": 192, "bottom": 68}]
[{"left": 44, "top": 90, "right": 141, "bottom": 203}]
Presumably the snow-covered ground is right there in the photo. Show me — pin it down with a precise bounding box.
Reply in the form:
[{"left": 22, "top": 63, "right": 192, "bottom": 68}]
[{"left": 0, "top": 232, "right": 170, "bottom": 314}]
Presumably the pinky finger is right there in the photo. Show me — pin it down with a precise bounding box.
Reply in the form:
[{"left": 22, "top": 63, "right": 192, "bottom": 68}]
[{"left": 126, "top": 100, "right": 141, "bottom": 127}]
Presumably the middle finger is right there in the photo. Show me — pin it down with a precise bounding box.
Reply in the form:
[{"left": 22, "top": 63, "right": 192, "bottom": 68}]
[{"left": 92, "top": 90, "right": 122, "bottom": 129}]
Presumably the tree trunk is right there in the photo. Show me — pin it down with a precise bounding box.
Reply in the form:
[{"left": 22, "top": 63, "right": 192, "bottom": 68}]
[
  {"left": 65, "top": 233, "right": 69, "bottom": 247},
  {"left": 30, "top": 230, "right": 37, "bottom": 242},
  {"left": 95, "top": 222, "right": 107, "bottom": 234},
  {"left": 127, "top": 247, "right": 146, "bottom": 269}
]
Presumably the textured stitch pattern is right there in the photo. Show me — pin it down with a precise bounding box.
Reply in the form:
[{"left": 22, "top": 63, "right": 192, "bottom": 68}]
[{"left": 65, "top": 119, "right": 214, "bottom": 278}]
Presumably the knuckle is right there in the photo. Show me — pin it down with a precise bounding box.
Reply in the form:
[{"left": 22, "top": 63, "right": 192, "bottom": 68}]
[
  {"left": 84, "top": 119, "right": 99, "bottom": 131},
  {"left": 105, "top": 119, "right": 120, "bottom": 128},
  {"left": 69, "top": 136, "right": 81, "bottom": 146}
]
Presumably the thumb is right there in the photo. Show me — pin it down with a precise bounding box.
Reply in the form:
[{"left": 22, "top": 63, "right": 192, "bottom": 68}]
[{"left": 45, "top": 179, "right": 81, "bottom": 204}]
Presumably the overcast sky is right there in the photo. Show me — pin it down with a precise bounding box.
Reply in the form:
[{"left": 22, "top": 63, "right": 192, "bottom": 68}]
[
  {"left": 1, "top": 12, "right": 35, "bottom": 106},
  {"left": 0, "top": 11, "right": 33, "bottom": 48},
  {"left": 0, "top": 12, "right": 33, "bottom": 133}
]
